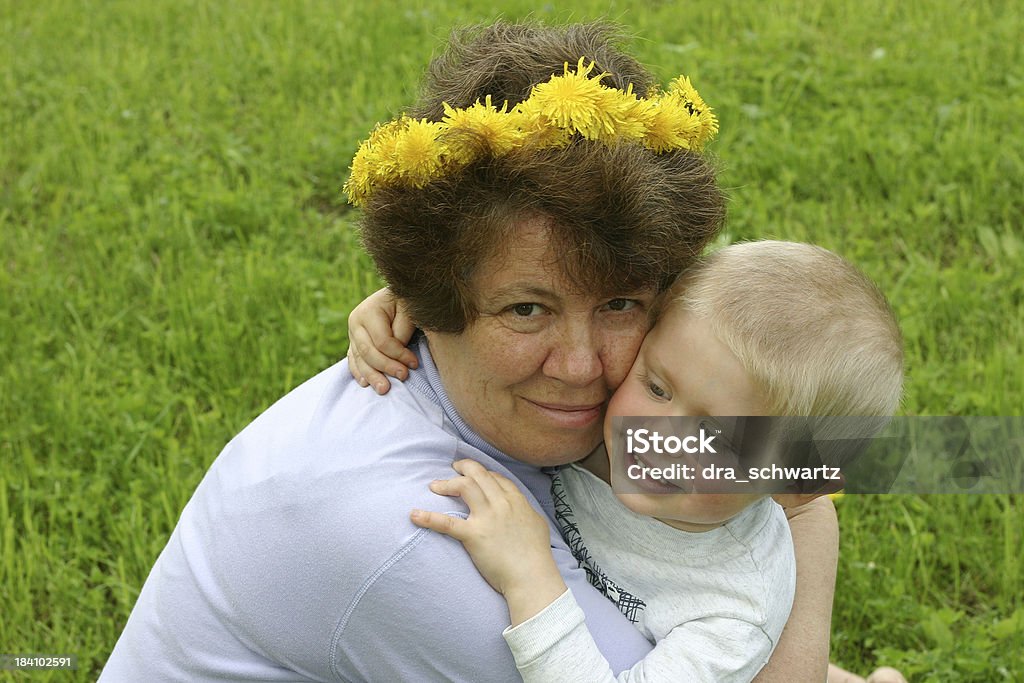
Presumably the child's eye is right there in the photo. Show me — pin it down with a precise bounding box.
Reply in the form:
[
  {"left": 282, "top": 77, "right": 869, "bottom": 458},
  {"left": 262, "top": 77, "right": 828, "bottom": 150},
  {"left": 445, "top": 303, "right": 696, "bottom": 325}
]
[{"left": 638, "top": 372, "right": 670, "bottom": 400}]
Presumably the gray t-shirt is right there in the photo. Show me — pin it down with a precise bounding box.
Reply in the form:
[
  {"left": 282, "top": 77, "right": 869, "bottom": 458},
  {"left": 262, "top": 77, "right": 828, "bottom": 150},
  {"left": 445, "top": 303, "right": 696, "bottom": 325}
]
[{"left": 503, "top": 465, "right": 795, "bottom": 683}]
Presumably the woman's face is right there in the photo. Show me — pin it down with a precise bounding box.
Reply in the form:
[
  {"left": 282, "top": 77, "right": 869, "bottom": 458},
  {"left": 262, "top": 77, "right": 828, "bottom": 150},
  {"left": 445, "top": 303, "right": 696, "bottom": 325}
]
[{"left": 425, "top": 218, "right": 655, "bottom": 467}]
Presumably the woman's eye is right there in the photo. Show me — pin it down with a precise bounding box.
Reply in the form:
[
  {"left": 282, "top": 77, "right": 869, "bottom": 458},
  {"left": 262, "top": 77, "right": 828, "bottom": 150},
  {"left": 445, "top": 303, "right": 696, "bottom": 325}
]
[
  {"left": 511, "top": 303, "right": 542, "bottom": 317},
  {"left": 606, "top": 298, "right": 637, "bottom": 312}
]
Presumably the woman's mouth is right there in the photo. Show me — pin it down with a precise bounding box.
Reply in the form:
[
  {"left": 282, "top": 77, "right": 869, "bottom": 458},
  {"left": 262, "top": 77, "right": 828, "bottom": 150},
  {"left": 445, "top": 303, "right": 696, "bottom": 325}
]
[{"left": 525, "top": 399, "right": 604, "bottom": 429}]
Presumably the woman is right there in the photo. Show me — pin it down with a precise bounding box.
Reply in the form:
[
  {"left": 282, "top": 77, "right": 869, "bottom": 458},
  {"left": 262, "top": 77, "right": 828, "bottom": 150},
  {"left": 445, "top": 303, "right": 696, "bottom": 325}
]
[{"left": 102, "top": 21, "right": 838, "bottom": 681}]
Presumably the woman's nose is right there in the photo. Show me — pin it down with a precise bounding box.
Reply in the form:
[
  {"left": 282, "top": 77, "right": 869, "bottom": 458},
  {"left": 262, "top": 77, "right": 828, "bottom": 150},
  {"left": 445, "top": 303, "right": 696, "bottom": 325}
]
[{"left": 543, "top": 322, "right": 603, "bottom": 387}]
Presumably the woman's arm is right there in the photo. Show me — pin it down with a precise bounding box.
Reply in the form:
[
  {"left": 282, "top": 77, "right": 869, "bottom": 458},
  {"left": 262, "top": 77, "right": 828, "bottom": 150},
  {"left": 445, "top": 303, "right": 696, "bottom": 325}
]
[{"left": 753, "top": 496, "right": 839, "bottom": 683}]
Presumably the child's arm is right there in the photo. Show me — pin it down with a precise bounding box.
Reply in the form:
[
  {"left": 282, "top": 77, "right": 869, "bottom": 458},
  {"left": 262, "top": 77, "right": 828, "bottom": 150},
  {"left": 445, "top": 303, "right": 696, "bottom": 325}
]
[
  {"left": 346, "top": 286, "right": 417, "bottom": 394},
  {"left": 412, "top": 460, "right": 774, "bottom": 683}
]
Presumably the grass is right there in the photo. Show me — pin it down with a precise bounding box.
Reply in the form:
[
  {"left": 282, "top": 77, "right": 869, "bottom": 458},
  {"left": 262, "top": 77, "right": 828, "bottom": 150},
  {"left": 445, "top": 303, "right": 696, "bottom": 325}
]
[{"left": 1, "top": 0, "right": 1021, "bottom": 680}]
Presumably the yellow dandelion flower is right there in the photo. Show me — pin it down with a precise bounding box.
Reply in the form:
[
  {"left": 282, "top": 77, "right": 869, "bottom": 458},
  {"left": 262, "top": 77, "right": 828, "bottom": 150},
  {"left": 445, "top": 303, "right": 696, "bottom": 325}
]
[
  {"left": 693, "top": 109, "right": 719, "bottom": 150},
  {"left": 589, "top": 86, "right": 635, "bottom": 140},
  {"left": 393, "top": 119, "right": 446, "bottom": 187},
  {"left": 344, "top": 145, "right": 374, "bottom": 206},
  {"left": 442, "top": 96, "right": 526, "bottom": 163},
  {"left": 343, "top": 60, "right": 720, "bottom": 206},
  {"left": 642, "top": 104, "right": 682, "bottom": 152},
  {"left": 668, "top": 76, "right": 705, "bottom": 110},
  {"left": 515, "top": 99, "right": 573, "bottom": 148},
  {"left": 529, "top": 58, "right": 611, "bottom": 140},
  {"left": 642, "top": 95, "right": 704, "bottom": 152},
  {"left": 344, "top": 119, "right": 409, "bottom": 205},
  {"left": 667, "top": 76, "right": 718, "bottom": 149},
  {"left": 367, "top": 119, "right": 407, "bottom": 182},
  {"left": 601, "top": 83, "right": 649, "bottom": 142},
  {"left": 614, "top": 93, "right": 656, "bottom": 143},
  {"left": 366, "top": 118, "right": 407, "bottom": 148}
]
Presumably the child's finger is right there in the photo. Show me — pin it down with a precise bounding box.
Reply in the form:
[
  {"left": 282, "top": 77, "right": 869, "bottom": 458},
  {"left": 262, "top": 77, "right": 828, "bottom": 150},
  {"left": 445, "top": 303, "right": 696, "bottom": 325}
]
[
  {"left": 345, "top": 347, "right": 370, "bottom": 387},
  {"left": 409, "top": 509, "right": 468, "bottom": 539},
  {"left": 451, "top": 460, "right": 507, "bottom": 503},
  {"left": 345, "top": 345, "right": 374, "bottom": 388},
  {"left": 346, "top": 343, "right": 393, "bottom": 394},
  {"left": 426, "top": 477, "right": 460, "bottom": 497},
  {"left": 361, "top": 307, "right": 415, "bottom": 369},
  {"left": 353, "top": 330, "right": 409, "bottom": 385},
  {"left": 391, "top": 315, "right": 418, "bottom": 368},
  {"left": 376, "top": 335, "right": 419, "bottom": 371},
  {"left": 353, "top": 327, "right": 407, "bottom": 378},
  {"left": 429, "top": 475, "right": 490, "bottom": 511},
  {"left": 489, "top": 471, "right": 521, "bottom": 496}
]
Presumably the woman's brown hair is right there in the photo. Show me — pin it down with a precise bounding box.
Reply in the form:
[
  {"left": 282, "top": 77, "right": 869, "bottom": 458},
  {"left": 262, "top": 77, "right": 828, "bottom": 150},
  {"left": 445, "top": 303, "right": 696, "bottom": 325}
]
[{"left": 359, "top": 21, "right": 725, "bottom": 333}]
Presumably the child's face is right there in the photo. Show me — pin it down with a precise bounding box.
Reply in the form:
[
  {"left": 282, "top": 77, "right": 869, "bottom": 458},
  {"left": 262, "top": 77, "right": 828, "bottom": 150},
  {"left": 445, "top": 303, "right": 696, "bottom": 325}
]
[{"left": 603, "top": 307, "right": 768, "bottom": 531}]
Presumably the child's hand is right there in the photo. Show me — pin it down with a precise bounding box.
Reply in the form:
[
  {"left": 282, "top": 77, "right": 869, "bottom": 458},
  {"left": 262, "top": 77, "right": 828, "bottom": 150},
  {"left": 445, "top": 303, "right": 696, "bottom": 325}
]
[
  {"left": 411, "top": 459, "right": 554, "bottom": 594},
  {"left": 346, "top": 287, "right": 418, "bottom": 394},
  {"left": 411, "top": 459, "right": 567, "bottom": 625}
]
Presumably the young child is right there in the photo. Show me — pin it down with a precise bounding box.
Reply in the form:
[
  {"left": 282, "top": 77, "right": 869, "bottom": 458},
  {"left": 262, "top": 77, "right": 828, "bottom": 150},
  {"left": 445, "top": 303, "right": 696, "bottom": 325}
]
[{"left": 349, "top": 240, "right": 905, "bottom": 682}]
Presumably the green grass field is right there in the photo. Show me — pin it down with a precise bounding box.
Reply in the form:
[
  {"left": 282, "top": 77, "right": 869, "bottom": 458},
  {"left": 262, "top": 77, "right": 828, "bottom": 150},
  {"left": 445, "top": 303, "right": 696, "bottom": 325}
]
[{"left": 2, "top": 0, "right": 1021, "bottom": 680}]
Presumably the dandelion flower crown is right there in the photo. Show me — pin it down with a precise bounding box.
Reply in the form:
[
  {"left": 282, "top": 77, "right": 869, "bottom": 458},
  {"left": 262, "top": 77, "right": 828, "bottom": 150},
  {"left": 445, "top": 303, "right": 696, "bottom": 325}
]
[{"left": 344, "top": 58, "right": 718, "bottom": 206}]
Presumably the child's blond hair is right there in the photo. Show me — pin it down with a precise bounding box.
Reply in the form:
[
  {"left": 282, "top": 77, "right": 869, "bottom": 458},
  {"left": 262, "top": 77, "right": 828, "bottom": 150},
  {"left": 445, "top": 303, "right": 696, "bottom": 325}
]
[{"left": 664, "top": 240, "right": 904, "bottom": 418}]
